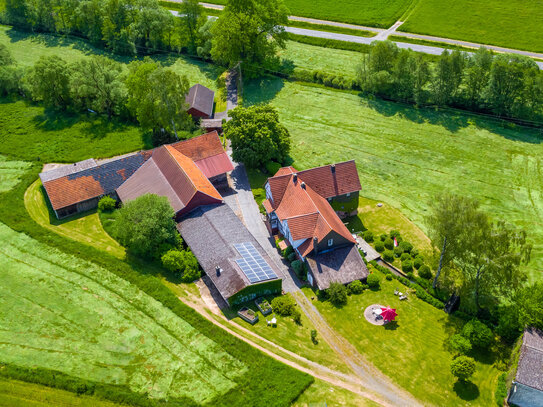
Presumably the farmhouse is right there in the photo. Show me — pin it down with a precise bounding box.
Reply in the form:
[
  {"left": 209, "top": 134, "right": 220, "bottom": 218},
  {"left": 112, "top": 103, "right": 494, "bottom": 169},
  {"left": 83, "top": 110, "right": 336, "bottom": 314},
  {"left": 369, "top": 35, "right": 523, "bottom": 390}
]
[
  {"left": 508, "top": 327, "right": 543, "bottom": 407},
  {"left": 40, "top": 131, "right": 281, "bottom": 305},
  {"left": 185, "top": 84, "right": 214, "bottom": 119},
  {"left": 262, "top": 162, "right": 368, "bottom": 289}
]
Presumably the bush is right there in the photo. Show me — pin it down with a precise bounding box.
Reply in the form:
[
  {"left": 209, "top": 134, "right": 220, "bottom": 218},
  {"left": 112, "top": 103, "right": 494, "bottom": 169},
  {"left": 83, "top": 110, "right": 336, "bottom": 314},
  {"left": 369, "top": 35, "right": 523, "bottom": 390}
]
[
  {"left": 399, "top": 241, "right": 413, "bottom": 253},
  {"left": 406, "top": 271, "right": 414, "bottom": 280},
  {"left": 402, "top": 260, "right": 413, "bottom": 273},
  {"left": 328, "top": 282, "right": 348, "bottom": 306},
  {"left": 394, "top": 246, "right": 404, "bottom": 258},
  {"left": 386, "top": 274, "right": 393, "bottom": 281},
  {"left": 418, "top": 265, "right": 432, "bottom": 279},
  {"left": 366, "top": 273, "right": 380, "bottom": 289},
  {"left": 362, "top": 230, "right": 374, "bottom": 242},
  {"left": 384, "top": 238, "right": 394, "bottom": 250},
  {"left": 413, "top": 256, "right": 424, "bottom": 269},
  {"left": 449, "top": 334, "right": 472, "bottom": 355},
  {"left": 379, "top": 233, "right": 388, "bottom": 241},
  {"left": 97, "top": 196, "right": 116, "bottom": 212},
  {"left": 450, "top": 356, "right": 476, "bottom": 381},
  {"left": 495, "top": 373, "right": 508, "bottom": 406},
  {"left": 265, "top": 161, "right": 282, "bottom": 175},
  {"left": 348, "top": 280, "right": 365, "bottom": 294},
  {"left": 410, "top": 248, "right": 420, "bottom": 258},
  {"left": 271, "top": 294, "right": 296, "bottom": 316},
  {"left": 282, "top": 245, "right": 294, "bottom": 258},
  {"left": 389, "top": 230, "right": 401, "bottom": 239},
  {"left": 383, "top": 249, "right": 394, "bottom": 262},
  {"left": 292, "top": 308, "right": 302, "bottom": 325},
  {"left": 162, "top": 249, "right": 200, "bottom": 282},
  {"left": 287, "top": 252, "right": 296, "bottom": 262},
  {"left": 462, "top": 320, "right": 494, "bottom": 348},
  {"left": 400, "top": 252, "right": 410, "bottom": 261},
  {"left": 374, "top": 240, "right": 385, "bottom": 252},
  {"left": 311, "top": 329, "right": 318, "bottom": 344},
  {"left": 291, "top": 260, "right": 307, "bottom": 280}
]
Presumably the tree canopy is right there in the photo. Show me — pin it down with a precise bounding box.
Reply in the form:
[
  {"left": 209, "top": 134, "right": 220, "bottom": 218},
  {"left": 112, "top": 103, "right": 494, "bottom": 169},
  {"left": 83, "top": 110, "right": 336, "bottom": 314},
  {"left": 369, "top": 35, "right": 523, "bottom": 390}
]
[
  {"left": 224, "top": 104, "right": 291, "bottom": 168},
  {"left": 450, "top": 356, "right": 476, "bottom": 382},
  {"left": 114, "top": 194, "right": 179, "bottom": 258}
]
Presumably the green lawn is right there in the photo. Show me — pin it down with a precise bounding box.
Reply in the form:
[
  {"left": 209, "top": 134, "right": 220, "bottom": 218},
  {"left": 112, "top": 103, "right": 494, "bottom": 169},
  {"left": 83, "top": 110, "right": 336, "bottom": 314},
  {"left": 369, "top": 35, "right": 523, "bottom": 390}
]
[
  {"left": 293, "top": 378, "right": 381, "bottom": 407},
  {"left": 0, "top": 378, "right": 121, "bottom": 407},
  {"left": 0, "top": 155, "right": 31, "bottom": 193},
  {"left": 204, "top": 0, "right": 413, "bottom": 28},
  {"left": 400, "top": 0, "right": 543, "bottom": 53},
  {"left": 243, "top": 80, "right": 543, "bottom": 282},
  {"left": 303, "top": 270, "right": 504, "bottom": 406}
]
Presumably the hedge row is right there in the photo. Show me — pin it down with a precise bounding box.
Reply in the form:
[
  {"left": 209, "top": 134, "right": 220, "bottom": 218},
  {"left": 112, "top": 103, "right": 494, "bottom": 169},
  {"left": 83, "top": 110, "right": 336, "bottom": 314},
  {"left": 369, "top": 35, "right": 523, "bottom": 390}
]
[{"left": 0, "top": 166, "right": 314, "bottom": 406}]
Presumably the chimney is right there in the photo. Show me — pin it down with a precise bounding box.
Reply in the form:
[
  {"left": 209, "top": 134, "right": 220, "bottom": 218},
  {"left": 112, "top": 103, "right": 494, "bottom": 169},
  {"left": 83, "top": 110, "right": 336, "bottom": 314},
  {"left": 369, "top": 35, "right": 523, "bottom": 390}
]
[
  {"left": 216, "top": 266, "right": 221, "bottom": 276},
  {"left": 293, "top": 173, "right": 298, "bottom": 183},
  {"left": 301, "top": 182, "right": 306, "bottom": 189},
  {"left": 331, "top": 164, "right": 336, "bottom": 173},
  {"left": 313, "top": 236, "right": 318, "bottom": 254}
]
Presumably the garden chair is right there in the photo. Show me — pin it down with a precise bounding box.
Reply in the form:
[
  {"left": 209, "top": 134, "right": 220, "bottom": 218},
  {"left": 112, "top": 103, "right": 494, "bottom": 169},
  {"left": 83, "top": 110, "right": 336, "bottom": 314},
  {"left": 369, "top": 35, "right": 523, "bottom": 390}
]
[{"left": 394, "top": 289, "right": 399, "bottom": 295}]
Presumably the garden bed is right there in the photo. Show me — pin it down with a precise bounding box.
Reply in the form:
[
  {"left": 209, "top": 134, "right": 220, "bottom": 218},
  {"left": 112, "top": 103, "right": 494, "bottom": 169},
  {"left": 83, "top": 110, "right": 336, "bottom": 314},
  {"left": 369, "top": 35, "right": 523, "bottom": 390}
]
[
  {"left": 237, "top": 307, "right": 259, "bottom": 324},
  {"left": 255, "top": 297, "right": 273, "bottom": 316}
]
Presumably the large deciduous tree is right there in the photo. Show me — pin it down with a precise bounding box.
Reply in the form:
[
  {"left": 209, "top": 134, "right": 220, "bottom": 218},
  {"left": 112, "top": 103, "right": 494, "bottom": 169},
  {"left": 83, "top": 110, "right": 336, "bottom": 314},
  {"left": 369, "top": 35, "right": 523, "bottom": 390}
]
[
  {"left": 26, "top": 55, "right": 71, "bottom": 109},
  {"left": 125, "top": 58, "right": 191, "bottom": 139},
  {"left": 224, "top": 104, "right": 291, "bottom": 168},
  {"left": 114, "top": 194, "right": 179, "bottom": 258},
  {"left": 210, "top": 0, "right": 288, "bottom": 74}
]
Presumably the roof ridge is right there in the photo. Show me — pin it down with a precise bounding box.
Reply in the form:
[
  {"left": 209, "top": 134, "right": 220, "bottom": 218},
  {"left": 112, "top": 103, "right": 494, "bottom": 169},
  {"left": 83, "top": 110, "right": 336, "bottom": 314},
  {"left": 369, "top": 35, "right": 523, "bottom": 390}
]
[{"left": 297, "top": 160, "right": 356, "bottom": 173}]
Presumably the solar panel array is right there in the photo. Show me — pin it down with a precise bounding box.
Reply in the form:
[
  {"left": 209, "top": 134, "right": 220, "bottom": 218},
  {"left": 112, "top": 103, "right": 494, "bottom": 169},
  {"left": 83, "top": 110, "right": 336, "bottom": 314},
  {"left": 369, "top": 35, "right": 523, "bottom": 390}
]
[{"left": 234, "top": 242, "right": 278, "bottom": 283}]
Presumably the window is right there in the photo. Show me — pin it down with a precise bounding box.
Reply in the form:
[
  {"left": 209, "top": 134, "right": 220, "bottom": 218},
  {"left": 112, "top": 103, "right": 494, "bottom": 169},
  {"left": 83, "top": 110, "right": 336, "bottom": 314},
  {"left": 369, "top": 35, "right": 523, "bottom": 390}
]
[
  {"left": 346, "top": 193, "right": 351, "bottom": 197},
  {"left": 328, "top": 238, "right": 334, "bottom": 247}
]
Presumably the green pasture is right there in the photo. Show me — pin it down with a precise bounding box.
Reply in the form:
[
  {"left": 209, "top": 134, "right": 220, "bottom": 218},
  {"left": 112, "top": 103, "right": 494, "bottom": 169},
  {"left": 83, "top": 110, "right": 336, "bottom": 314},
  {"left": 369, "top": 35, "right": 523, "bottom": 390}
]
[
  {"left": 293, "top": 379, "right": 380, "bottom": 407},
  {"left": 303, "top": 269, "right": 504, "bottom": 406},
  {"left": 244, "top": 80, "right": 543, "bottom": 281},
  {"left": 400, "top": 0, "right": 543, "bottom": 53},
  {"left": 0, "top": 222, "right": 248, "bottom": 403},
  {"left": 0, "top": 155, "right": 31, "bottom": 193}
]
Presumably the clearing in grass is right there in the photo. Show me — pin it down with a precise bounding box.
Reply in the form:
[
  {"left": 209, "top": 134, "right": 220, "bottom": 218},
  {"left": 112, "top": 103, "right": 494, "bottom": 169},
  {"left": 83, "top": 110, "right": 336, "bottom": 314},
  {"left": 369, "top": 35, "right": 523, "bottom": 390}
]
[{"left": 243, "top": 79, "right": 543, "bottom": 281}]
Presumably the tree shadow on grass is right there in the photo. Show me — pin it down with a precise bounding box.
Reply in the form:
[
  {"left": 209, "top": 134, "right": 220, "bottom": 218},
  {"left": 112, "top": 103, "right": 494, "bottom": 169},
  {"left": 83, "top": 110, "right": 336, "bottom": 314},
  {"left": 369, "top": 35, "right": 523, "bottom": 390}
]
[
  {"left": 243, "top": 76, "right": 285, "bottom": 106},
  {"left": 384, "top": 320, "right": 399, "bottom": 330},
  {"left": 453, "top": 380, "right": 479, "bottom": 401}
]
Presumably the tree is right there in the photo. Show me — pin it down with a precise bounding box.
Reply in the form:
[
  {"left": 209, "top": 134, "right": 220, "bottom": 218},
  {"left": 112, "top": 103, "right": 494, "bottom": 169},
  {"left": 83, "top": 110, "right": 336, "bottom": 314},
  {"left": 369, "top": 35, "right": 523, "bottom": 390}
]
[
  {"left": 463, "top": 47, "right": 493, "bottom": 106},
  {"left": 196, "top": 19, "right": 214, "bottom": 59},
  {"left": 431, "top": 50, "right": 465, "bottom": 105},
  {"left": 462, "top": 319, "right": 493, "bottom": 348},
  {"left": 180, "top": 0, "right": 204, "bottom": 53},
  {"left": 71, "top": 56, "right": 126, "bottom": 118},
  {"left": 450, "top": 356, "right": 475, "bottom": 382},
  {"left": 449, "top": 334, "right": 472, "bottom": 355},
  {"left": 271, "top": 294, "right": 296, "bottom": 316},
  {"left": 162, "top": 249, "right": 200, "bottom": 281},
  {"left": 0, "top": 43, "right": 14, "bottom": 67},
  {"left": 26, "top": 55, "right": 71, "bottom": 109},
  {"left": 357, "top": 41, "right": 399, "bottom": 95},
  {"left": 515, "top": 282, "right": 543, "bottom": 331},
  {"left": 328, "top": 282, "right": 348, "bottom": 306},
  {"left": 366, "top": 273, "right": 380, "bottom": 289},
  {"left": 4, "top": 0, "right": 32, "bottom": 29},
  {"left": 125, "top": 59, "right": 191, "bottom": 139},
  {"left": 114, "top": 194, "right": 178, "bottom": 258},
  {"left": 210, "top": 0, "right": 288, "bottom": 74},
  {"left": 224, "top": 104, "right": 290, "bottom": 168}
]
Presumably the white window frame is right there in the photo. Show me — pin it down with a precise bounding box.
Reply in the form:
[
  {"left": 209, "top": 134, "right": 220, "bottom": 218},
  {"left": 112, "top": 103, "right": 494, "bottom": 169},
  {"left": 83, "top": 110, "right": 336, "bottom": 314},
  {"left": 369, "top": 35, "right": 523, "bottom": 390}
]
[
  {"left": 327, "top": 238, "right": 334, "bottom": 247},
  {"left": 346, "top": 192, "right": 351, "bottom": 197}
]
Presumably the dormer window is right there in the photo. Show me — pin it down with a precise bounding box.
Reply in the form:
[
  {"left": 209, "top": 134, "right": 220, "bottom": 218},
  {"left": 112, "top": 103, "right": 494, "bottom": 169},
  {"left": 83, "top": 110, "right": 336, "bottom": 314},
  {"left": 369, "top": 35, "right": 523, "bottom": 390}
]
[{"left": 328, "top": 238, "right": 334, "bottom": 247}]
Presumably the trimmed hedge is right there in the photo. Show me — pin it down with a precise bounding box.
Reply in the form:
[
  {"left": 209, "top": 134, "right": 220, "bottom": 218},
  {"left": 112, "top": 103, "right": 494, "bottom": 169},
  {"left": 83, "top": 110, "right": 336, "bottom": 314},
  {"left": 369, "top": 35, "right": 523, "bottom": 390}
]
[
  {"left": 495, "top": 373, "right": 508, "bottom": 406},
  {"left": 374, "top": 240, "right": 385, "bottom": 252},
  {"left": 362, "top": 230, "right": 373, "bottom": 242},
  {"left": 383, "top": 249, "right": 394, "bottom": 262}
]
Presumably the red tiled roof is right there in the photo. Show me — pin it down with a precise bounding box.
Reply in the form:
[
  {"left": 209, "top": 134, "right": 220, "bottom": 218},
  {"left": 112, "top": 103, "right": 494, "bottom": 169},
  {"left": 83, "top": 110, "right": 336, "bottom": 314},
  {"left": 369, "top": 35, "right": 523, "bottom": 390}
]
[
  {"left": 274, "top": 166, "right": 296, "bottom": 176},
  {"left": 262, "top": 199, "right": 273, "bottom": 214},
  {"left": 267, "top": 174, "right": 292, "bottom": 208},
  {"left": 44, "top": 175, "right": 104, "bottom": 210}
]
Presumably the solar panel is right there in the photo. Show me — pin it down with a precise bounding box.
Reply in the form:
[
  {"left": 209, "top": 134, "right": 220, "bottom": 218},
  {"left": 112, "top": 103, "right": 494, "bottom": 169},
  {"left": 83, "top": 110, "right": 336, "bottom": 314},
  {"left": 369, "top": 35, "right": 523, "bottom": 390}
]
[{"left": 234, "top": 242, "right": 278, "bottom": 283}]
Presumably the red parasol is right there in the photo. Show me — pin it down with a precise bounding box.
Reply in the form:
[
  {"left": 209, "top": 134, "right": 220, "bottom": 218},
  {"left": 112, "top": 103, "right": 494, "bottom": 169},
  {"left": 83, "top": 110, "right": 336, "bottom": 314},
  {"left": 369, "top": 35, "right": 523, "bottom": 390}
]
[{"left": 380, "top": 307, "right": 397, "bottom": 322}]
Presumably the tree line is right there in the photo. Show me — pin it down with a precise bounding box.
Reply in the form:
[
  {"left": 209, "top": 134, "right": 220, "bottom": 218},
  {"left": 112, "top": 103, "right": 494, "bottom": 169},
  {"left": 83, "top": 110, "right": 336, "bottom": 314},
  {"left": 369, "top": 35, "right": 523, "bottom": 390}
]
[
  {"left": 357, "top": 41, "right": 543, "bottom": 122},
  {"left": 0, "top": 44, "right": 194, "bottom": 142}
]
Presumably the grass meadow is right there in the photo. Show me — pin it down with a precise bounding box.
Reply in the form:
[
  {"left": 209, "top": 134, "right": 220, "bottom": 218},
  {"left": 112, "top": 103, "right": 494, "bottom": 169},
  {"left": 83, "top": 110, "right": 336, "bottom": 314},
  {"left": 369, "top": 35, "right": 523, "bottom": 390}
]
[
  {"left": 0, "top": 155, "right": 31, "bottom": 193},
  {"left": 244, "top": 79, "right": 543, "bottom": 282},
  {"left": 400, "top": 0, "right": 543, "bottom": 53},
  {"left": 303, "top": 267, "right": 504, "bottom": 406}
]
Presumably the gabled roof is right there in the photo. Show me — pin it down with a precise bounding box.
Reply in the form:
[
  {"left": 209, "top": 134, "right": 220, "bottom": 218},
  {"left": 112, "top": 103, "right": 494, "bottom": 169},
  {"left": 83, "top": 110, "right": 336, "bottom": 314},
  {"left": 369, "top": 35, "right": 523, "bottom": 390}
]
[
  {"left": 185, "top": 84, "right": 214, "bottom": 118},
  {"left": 116, "top": 145, "right": 222, "bottom": 215},
  {"left": 170, "top": 131, "right": 234, "bottom": 179},
  {"left": 42, "top": 152, "right": 151, "bottom": 210},
  {"left": 516, "top": 328, "right": 543, "bottom": 391},
  {"left": 268, "top": 161, "right": 361, "bottom": 208},
  {"left": 39, "top": 159, "right": 98, "bottom": 183}
]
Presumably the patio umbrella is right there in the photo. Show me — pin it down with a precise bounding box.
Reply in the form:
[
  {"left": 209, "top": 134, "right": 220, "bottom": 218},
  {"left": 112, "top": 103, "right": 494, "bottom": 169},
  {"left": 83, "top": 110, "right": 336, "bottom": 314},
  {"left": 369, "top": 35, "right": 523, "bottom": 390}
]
[{"left": 380, "top": 307, "right": 397, "bottom": 322}]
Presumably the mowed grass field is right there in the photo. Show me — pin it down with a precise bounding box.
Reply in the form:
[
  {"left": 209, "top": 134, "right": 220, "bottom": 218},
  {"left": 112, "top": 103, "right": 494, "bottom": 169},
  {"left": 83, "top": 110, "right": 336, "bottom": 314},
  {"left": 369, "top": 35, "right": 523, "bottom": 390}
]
[
  {"left": 0, "top": 221, "right": 250, "bottom": 403},
  {"left": 400, "top": 0, "right": 543, "bottom": 53},
  {"left": 244, "top": 80, "right": 543, "bottom": 281},
  {"left": 303, "top": 269, "right": 503, "bottom": 406},
  {"left": 0, "top": 155, "right": 31, "bottom": 193}
]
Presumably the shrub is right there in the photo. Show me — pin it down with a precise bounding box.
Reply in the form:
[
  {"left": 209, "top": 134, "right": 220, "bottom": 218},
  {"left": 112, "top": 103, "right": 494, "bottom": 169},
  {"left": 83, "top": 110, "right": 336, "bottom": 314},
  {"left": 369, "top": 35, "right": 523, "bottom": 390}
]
[
  {"left": 362, "top": 230, "right": 374, "bottom": 242},
  {"left": 413, "top": 256, "right": 424, "bottom": 269},
  {"left": 379, "top": 233, "right": 388, "bottom": 241},
  {"left": 311, "top": 329, "right": 318, "bottom": 344},
  {"left": 374, "top": 240, "right": 385, "bottom": 252},
  {"left": 400, "top": 252, "right": 410, "bottom": 261},
  {"left": 292, "top": 308, "right": 302, "bottom": 325},
  {"left": 271, "top": 294, "right": 296, "bottom": 316},
  {"left": 399, "top": 241, "right": 413, "bottom": 253},
  {"left": 384, "top": 238, "right": 394, "bottom": 250},
  {"left": 287, "top": 252, "right": 296, "bottom": 262},
  {"left": 411, "top": 248, "right": 420, "bottom": 258},
  {"left": 406, "top": 271, "right": 414, "bottom": 280},
  {"left": 265, "top": 161, "right": 282, "bottom": 175},
  {"left": 97, "top": 196, "right": 116, "bottom": 212},
  {"left": 394, "top": 246, "right": 404, "bottom": 258},
  {"left": 449, "top": 334, "right": 472, "bottom": 355},
  {"left": 161, "top": 249, "right": 185, "bottom": 272},
  {"left": 450, "top": 356, "right": 476, "bottom": 381},
  {"left": 366, "top": 273, "right": 380, "bottom": 289},
  {"left": 402, "top": 260, "right": 413, "bottom": 273},
  {"left": 495, "top": 373, "right": 508, "bottom": 406},
  {"left": 418, "top": 265, "right": 432, "bottom": 279},
  {"left": 389, "top": 230, "right": 401, "bottom": 239},
  {"left": 328, "top": 282, "right": 348, "bottom": 306},
  {"left": 348, "top": 280, "right": 365, "bottom": 294},
  {"left": 383, "top": 249, "right": 394, "bottom": 262},
  {"left": 291, "top": 260, "right": 307, "bottom": 280},
  {"left": 386, "top": 274, "right": 393, "bottom": 281},
  {"left": 282, "top": 245, "right": 294, "bottom": 258},
  {"left": 462, "top": 320, "right": 494, "bottom": 348}
]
